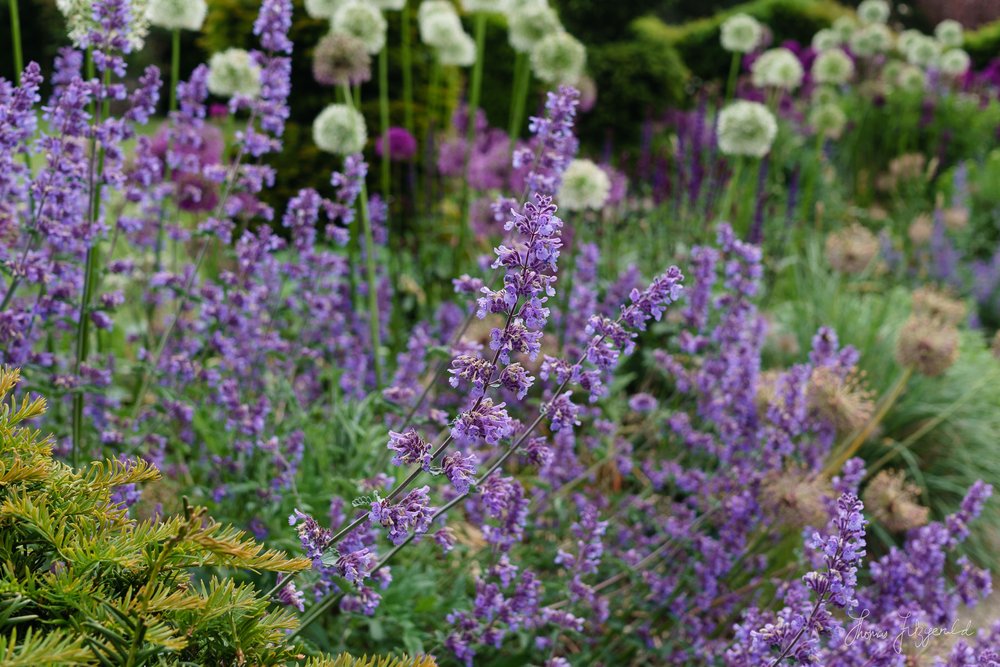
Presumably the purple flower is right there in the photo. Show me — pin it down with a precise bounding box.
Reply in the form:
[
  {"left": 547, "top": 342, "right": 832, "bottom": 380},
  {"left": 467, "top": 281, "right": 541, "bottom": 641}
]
[
  {"left": 369, "top": 486, "right": 434, "bottom": 545},
  {"left": 387, "top": 429, "right": 431, "bottom": 469},
  {"left": 451, "top": 398, "right": 514, "bottom": 445},
  {"left": 442, "top": 451, "right": 478, "bottom": 493},
  {"left": 375, "top": 126, "right": 418, "bottom": 161},
  {"left": 628, "top": 393, "right": 658, "bottom": 412}
]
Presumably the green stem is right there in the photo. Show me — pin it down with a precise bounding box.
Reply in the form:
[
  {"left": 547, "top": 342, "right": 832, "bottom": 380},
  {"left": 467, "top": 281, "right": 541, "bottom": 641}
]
[
  {"left": 801, "top": 132, "right": 825, "bottom": 227},
  {"left": 401, "top": 1, "right": 414, "bottom": 136},
  {"left": 459, "top": 13, "right": 488, "bottom": 257},
  {"left": 169, "top": 29, "right": 180, "bottom": 113},
  {"left": 725, "top": 50, "right": 740, "bottom": 101},
  {"left": 8, "top": 0, "right": 23, "bottom": 84},
  {"left": 508, "top": 52, "right": 530, "bottom": 148},
  {"left": 378, "top": 47, "right": 391, "bottom": 204},
  {"left": 720, "top": 157, "right": 743, "bottom": 223},
  {"left": 344, "top": 84, "right": 384, "bottom": 387}
]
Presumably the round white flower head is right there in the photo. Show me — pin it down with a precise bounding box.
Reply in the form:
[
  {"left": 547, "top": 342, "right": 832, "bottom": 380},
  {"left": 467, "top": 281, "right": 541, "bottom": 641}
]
[
  {"left": 508, "top": 1, "right": 562, "bottom": 54},
  {"left": 832, "top": 16, "right": 857, "bottom": 41},
  {"left": 751, "top": 48, "right": 804, "bottom": 90},
  {"left": 896, "top": 64, "right": 925, "bottom": 92},
  {"left": 419, "top": 0, "right": 454, "bottom": 21},
  {"left": 717, "top": 100, "right": 777, "bottom": 158},
  {"left": 207, "top": 48, "right": 262, "bottom": 98},
  {"left": 304, "top": 0, "right": 344, "bottom": 18},
  {"left": 896, "top": 29, "right": 922, "bottom": 54},
  {"left": 939, "top": 48, "right": 971, "bottom": 77},
  {"left": 812, "top": 47, "right": 854, "bottom": 85},
  {"left": 811, "top": 28, "right": 841, "bottom": 52},
  {"left": 372, "top": 0, "right": 405, "bottom": 10},
  {"left": 147, "top": 0, "right": 207, "bottom": 31},
  {"left": 419, "top": 6, "right": 463, "bottom": 48},
  {"left": 57, "top": 0, "right": 151, "bottom": 49},
  {"left": 720, "top": 13, "right": 763, "bottom": 54},
  {"left": 857, "top": 0, "right": 890, "bottom": 25},
  {"left": 812, "top": 84, "right": 839, "bottom": 105},
  {"left": 313, "top": 104, "right": 367, "bottom": 154},
  {"left": 905, "top": 35, "right": 941, "bottom": 68},
  {"left": 333, "top": 1, "right": 388, "bottom": 54},
  {"left": 935, "top": 19, "right": 963, "bottom": 48},
  {"left": 530, "top": 31, "right": 586, "bottom": 84},
  {"left": 849, "top": 23, "right": 892, "bottom": 57},
  {"left": 463, "top": 0, "right": 507, "bottom": 12},
  {"left": 558, "top": 159, "right": 611, "bottom": 211},
  {"left": 809, "top": 102, "right": 847, "bottom": 139},
  {"left": 437, "top": 29, "right": 477, "bottom": 65},
  {"left": 882, "top": 59, "right": 904, "bottom": 85}
]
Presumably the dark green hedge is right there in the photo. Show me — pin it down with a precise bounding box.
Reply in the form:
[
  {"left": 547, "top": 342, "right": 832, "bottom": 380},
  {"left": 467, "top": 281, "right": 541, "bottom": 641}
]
[
  {"left": 964, "top": 19, "right": 1000, "bottom": 68},
  {"left": 632, "top": 0, "right": 849, "bottom": 82}
]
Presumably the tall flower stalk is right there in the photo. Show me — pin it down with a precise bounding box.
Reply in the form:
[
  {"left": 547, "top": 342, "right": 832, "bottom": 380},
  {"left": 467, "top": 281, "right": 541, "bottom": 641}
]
[{"left": 7, "top": 0, "right": 23, "bottom": 84}]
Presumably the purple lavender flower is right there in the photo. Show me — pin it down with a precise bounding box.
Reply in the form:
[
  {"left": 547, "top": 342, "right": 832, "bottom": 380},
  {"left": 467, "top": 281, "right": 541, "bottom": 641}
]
[
  {"left": 369, "top": 486, "right": 434, "bottom": 545},
  {"left": 387, "top": 429, "right": 431, "bottom": 469}
]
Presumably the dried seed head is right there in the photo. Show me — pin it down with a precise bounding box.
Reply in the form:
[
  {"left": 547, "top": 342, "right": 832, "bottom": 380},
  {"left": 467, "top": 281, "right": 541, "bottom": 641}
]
[
  {"left": 824, "top": 223, "right": 879, "bottom": 274},
  {"left": 942, "top": 207, "right": 969, "bottom": 231},
  {"left": 911, "top": 286, "right": 966, "bottom": 326},
  {"left": 760, "top": 467, "right": 832, "bottom": 529},
  {"left": 863, "top": 469, "right": 929, "bottom": 532},
  {"left": 896, "top": 315, "right": 959, "bottom": 377},
  {"left": 807, "top": 366, "right": 874, "bottom": 434},
  {"left": 313, "top": 31, "right": 372, "bottom": 87},
  {"left": 907, "top": 213, "right": 933, "bottom": 245}
]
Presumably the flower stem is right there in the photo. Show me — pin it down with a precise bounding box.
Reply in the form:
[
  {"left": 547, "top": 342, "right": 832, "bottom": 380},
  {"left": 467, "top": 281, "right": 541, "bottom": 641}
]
[
  {"left": 359, "top": 180, "right": 383, "bottom": 388},
  {"left": 459, "top": 13, "right": 488, "bottom": 256},
  {"left": 725, "top": 51, "right": 740, "bottom": 102},
  {"left": 800, "top": 132, "right": 825, "bottom": 227},
  {"left": 401, "top": 1, "right": 414, "bottom": 136},
  {"left": 8, "top": 0, "right": 23, "bottom": 84},
  {"left": 169, "top": 28, "right": 180, "bottom": 113},
  {"left": 508, "top": 52, "right": 530, "bottom": 148},
  {"left": 378, "top": 47, "right": 391, "bottom": 205}
]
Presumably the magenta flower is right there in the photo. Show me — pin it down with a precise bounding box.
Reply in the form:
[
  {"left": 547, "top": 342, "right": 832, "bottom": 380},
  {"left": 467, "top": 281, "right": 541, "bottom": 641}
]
[{"left": 375, "top": 126, "right": 417, "bottom": 161}]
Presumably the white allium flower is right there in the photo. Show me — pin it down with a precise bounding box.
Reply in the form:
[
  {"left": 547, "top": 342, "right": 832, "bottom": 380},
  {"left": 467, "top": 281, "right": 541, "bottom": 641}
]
[
  {"left": 716, "top": 101, "right": 777, "bottom": 158},
  {"left": 811, "top": 28, "right": 841, "bottom": 52},
  {"left": 437, "top": 30, "right": 477, "bottom": 65},
  {"left": 419, "top": 6, "right": 463, "bottom": 47},
  {"left": 896, "top": 64, "right": 926, "bottom": 92},
  {"left": 857, "top": 0, "right": 890, "bottom": 25},
  {"left": 313, "top": 104, "right": 367, "bottom": 154},
  {"left": 207, "top": 48, "right": 262, "bottom": 98},
  {"left": 720, "top": 13, "right": 763, "bottom": 54},
  {"left": 558, "top": 159, "right": 611, "bottom": 211},
  {"left": 507, "top": 1, "right": 562, "bottom": 54},
  {"left": 896, "top": 29, "right": 922, "bottom": 54},
  {"left": 849, "top": 23, "right": 892, "bottom": 57},
  {"left": 751, "top": 48, "right": 804, "bottom": 90},
  {"left": 934, "top": 19, "right": 964, "bottom": 48},
  {"left": 811, "top": 48, "right": 854, "bottom": 85},
  {"left": 832, "top": 16, "right": 857, "bottom": 41},
  {"left": 812, "top": 84, "right": 839, "bottom": 105},
  {"left": 905, "top": 35, "right": 941, "bottom": 68},
  {"left": 419, "top": 0, "right": 454, "bottom": 21},
  {"left": 372, "top": 0, "right": 406, "bottom": 10},
  {"left": 463, "top": 0, "right": 507, "bottom": 12},
  {"left": 333, "top": 1, "right": 388, "bottom": 54},
  {"left": 57, "top": 0, "right": 151, "bottom": 50},
  {"left": 939, "top": 48, "right": 971, "bottom": 77},
  {"left": 530, "top": 31, "right": 586, "bottom": 84},
  {"left": 809, "top": 103, "right": 847, "bottom": 139},
  {"left": 304, "top": 0, "right": 344, "bottom": 18},
  {"left": 147, "top": 0, "right": 207, "bottom": 31}
]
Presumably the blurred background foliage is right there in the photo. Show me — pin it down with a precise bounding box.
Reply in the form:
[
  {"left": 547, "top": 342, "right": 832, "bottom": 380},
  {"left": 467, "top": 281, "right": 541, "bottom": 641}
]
[{"left": 2, "top": 0, "right": 1000, "bottom": 173}]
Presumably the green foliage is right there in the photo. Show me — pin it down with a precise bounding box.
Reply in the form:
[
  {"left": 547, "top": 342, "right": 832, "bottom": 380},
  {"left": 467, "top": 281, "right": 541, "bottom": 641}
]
[
  {"left": 581, "top": 35, "right": 689, "bottom": 147},
  {"left": 305, "top": 653, "right": 437, "bottom": 667},
  {"left": 632, "top": 0, "right": 849, "bottom": 82},
  {"left": 964, "top": 18, "right": 1000, "bottom": 68},
  {"left": 0, "top": 368, "right": 314, "bottom": 666}
]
